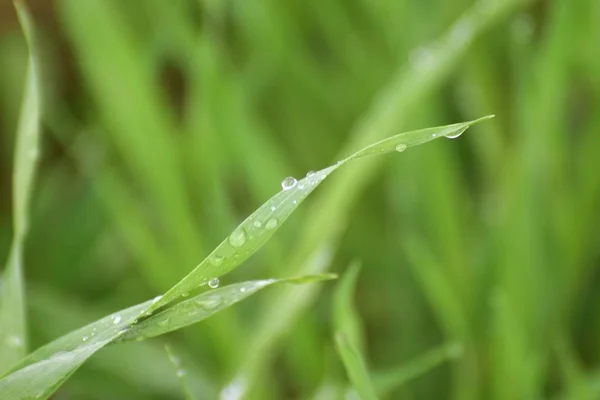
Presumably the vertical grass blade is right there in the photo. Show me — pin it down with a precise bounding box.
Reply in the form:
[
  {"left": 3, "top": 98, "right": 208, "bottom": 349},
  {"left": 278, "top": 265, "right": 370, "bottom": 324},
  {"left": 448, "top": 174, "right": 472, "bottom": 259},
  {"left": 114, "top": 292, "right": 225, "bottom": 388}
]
[
  {"left": 164, "top": 345, "right": 199, "bottom": 400},
  {"left": 333, "top": 264, "right": 378, "bottom": 400},
  {"left": 0, "top": 0, "right": 41, "bottom": 373}
]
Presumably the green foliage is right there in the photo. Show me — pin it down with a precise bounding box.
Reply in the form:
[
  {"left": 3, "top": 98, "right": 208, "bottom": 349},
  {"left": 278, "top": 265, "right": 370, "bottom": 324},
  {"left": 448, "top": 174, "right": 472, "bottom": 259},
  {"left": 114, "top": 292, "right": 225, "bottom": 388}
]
[
  {"left": 0, "top": 0, "right": 41, "bottom": 374},
  {"left": 1, "top": 0, "right": 600, "bottom": 399}
]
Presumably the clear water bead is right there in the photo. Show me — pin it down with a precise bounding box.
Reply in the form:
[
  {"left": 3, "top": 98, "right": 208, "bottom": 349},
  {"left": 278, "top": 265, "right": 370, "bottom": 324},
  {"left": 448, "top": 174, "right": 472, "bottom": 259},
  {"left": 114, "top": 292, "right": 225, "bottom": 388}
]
[
  {"left": 111, "top": 315, "right": 122, "bottom": 324},
  {"left": 208, "top": 277, "right": 220, "bottom": 289},
  {"left": 445, "top": 126, "right": 468, "bottom": 139},
  {"left": 265, "top": 218, "right": 278, "bottom": 229},
  {"left": 229, "top": 228, "right": 246, "bottom": 247},
  {"left": 152, "top": 295, "right": 163, "bottom": 304},
  {"left": 306, "top": 171, "right": 316, "bottom": 178},
  {"left": 395, "top": 144, "right": 407, "bottom": 152},
  {"left": 281, "top": 176, "right": 297, "bottom": 191},
  {"left": 253, "top": 220, "right": 262, "bottom": 228}
]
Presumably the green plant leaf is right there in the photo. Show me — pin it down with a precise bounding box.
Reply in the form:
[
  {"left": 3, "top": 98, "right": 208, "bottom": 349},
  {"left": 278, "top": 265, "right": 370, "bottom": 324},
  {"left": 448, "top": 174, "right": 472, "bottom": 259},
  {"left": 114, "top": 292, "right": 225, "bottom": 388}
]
[
  {"left": 372, "top": 342, "right": 464, "bottom": 397},
  {"left": 0, "top": 0, "right": 41, "bottom": 374},
  {"left": 148, "top": 116, "right": 493, "bottom": 314},
  {"left": 334, "top": 333, "right": 379, "bottom": 400},
  {"left": 333, "top": 264, "right": 379, "bottom": 400},
  {"left": 0, "top": 274, "right": 335, "bottom": 400},
  {"left": 164, "top": 344, "right": 199, "bottom": 400},
  {"left": 0, "top": 116, "right": 491, "bottom": 399}
]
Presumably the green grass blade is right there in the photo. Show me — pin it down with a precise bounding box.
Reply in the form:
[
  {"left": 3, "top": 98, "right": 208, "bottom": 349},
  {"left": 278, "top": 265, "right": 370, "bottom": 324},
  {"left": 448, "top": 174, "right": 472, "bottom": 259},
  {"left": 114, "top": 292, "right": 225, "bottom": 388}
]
[
  {"left": 333, "top": 262, "right": 364, "bottom": 355},
  {"left": 333, "top": 264, "right": 378, "bottom": 400},
  {"left": 334, "top": 333, "right": 379, "bottom": 400},
  {"left": 149, "top": 117, "right": 491, "bottom": 314},
  {"left": 372, "top": 342, "right": 464, "bottom": 397},
  {"left": 0, "top": 274, "right": 334, "bottom": 399},
  {"left": 0, "top": 0, "right": 41, "bottom": 373},
  {"left": 118, "top": 275, "right": 337, "bottom": 342},
  {"left": 0, "top": 114, "right": 489, "bottom": 399},
  {"left": 164, "top": 344, "right": 199, "bottom": 400}
]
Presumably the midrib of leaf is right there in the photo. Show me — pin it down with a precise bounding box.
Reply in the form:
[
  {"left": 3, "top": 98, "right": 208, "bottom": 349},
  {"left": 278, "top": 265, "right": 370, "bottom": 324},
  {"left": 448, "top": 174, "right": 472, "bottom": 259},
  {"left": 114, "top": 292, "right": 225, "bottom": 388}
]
[{"left": 0, "top": 0, "right": 41, "bottom": 374}]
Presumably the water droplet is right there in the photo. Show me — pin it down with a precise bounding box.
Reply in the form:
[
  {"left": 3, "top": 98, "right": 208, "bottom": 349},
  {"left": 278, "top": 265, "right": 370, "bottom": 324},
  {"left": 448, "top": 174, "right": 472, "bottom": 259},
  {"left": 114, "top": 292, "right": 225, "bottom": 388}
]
[
  {"left": 432, "top": 133, "right": 437, "bottom": 138},
  {"left": 210, "top": 254, "right": 224, "bottom": 266},
  {"left": 240, "top": 287, "right": 247, "bottom": 293},
  {"left": 208, "top": 278, "right": 220, "bottom": 289},
  {"left": 270, "top": 206, "right": 276, "bottom": 212},
  {"left": 293, "top": 200, "right": 297, "bottom": 205},
  {"left": 395, "top": 144, "right": 407, "bottom": 152},
  {"left": 298, "top": 183, "right": 305, "bottom": 190},
  {"left": 152, "top": 295, "right": 163, "bottom": 304},
  {"left": 336, "top": 160, "right": 343, "bottom": 165},
  {"left": 306, "top": 171, "right": 315, "bottom": 178},
  {"left": 158, "top": 318, "right": 170, "bottom": 327},
  {"left": 445, "top": 126, "right": 468, "bottom": 139},
  {"left": 182, "top": 292, "right": 190, "bottom": 298},
  {"left": 82, "top": 336, "right": 89, "bottom": 342},
  {"left": 229, "top": 228, "right": 246, "bottom": 247},
  {"left": 111, "top": 315, "right": 122, "bottom": 324},
  {"left": 281, "top": 176, "right": 297, "bottom": 191},
  {"left": 195, "top": 297, "right": 221, "bottom": 310},
  {"left": 253, "top": 220, "right": 262, "bottom": 228},
  {"left": 265, "top": 218, "right": 278, "bottom": 230}
]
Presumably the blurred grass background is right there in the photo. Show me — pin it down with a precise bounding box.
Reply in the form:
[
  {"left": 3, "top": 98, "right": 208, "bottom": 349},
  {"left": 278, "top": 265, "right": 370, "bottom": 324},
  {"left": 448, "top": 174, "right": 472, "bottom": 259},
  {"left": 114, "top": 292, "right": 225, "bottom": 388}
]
[{"left": 1, "top": 0, "right": 600, "bottom": 398}]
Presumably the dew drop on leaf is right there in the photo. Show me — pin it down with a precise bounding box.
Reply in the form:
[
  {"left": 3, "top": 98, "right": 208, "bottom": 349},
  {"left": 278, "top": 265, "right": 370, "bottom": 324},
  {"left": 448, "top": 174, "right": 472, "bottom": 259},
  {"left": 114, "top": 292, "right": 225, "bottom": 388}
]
[
  {"left": 395, "top": 144, "right": 407, "bottom": 152},
  {"left": 265, "top": 218, "right": 278, "bottom": 230},
  {"left": 208, "top": 278, "right": 220, "bottom": 289},
  {"left": 281, "top": 176, "right": 297, "bottom": 191},
  {"left": 229, "top": 228, "right": 247, "bottom": 247}
]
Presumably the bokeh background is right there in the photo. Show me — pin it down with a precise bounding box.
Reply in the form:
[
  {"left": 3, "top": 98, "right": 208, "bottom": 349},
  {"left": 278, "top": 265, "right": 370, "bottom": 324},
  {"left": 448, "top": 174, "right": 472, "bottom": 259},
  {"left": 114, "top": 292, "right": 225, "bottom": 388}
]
[{"left": 1, "top": 0, "right": 600, "bottom": 398}]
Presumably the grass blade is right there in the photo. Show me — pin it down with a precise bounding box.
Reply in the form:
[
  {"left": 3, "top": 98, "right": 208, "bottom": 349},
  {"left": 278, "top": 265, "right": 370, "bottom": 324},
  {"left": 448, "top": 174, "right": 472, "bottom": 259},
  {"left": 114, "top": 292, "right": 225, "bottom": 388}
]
[
  {"left": 0, "top": 0, "right": 41, "bottom": 373},
  {"left": 333, "top": 264, "right": 378, "bottom": 400},
  {"left": 0, "top": 274, "right": 334, "bottom": 400},
  {"left": 118, "top": 275, "right": 337, "bottom": 342},
  {"left": 372, "top": 342, "right": 464, "bottom": 397},
  {"left": 0, "top": 115, "right": 489, "bottom": 399},
  {"left": 149, "top": 117, "right": 491, "bottom": 314},
  {"left": 164, "top": 344, "right": 199, "bottom": 400}
]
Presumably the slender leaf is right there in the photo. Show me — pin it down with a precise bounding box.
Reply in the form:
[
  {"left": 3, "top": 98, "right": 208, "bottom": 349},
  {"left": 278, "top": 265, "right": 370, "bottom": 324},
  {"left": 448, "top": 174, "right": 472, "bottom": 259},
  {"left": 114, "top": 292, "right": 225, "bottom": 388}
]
[
  {"left": 0, "top": 116, "right": 490, "bottom": 399},
  {"left": 372, "top": 342, "right": 464, "bottom": 397},
  {"left": 0, "top": 274, "right": 334, "bottom": 400},
  {"left": 149, "top": 116, "right": 492, "bottom": 314},
  {"left": 333, "top": 264, "right": 378, "bottom": 400},
  {"left": 334, "top": 333, "right": 379, "bottom": 400},
  {"left": 0, "top": 0, "right": 41, "bottom": 373},
  {"left": 164, "top": 345, "right": 199, "bottom": 400}
]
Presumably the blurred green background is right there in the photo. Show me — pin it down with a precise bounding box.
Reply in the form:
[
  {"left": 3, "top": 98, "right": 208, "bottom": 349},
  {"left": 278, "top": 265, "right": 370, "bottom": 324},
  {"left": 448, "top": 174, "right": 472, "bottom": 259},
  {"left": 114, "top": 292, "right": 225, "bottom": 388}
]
[{"left": 1, "top": 0, "right": 600, "bottom": 398}]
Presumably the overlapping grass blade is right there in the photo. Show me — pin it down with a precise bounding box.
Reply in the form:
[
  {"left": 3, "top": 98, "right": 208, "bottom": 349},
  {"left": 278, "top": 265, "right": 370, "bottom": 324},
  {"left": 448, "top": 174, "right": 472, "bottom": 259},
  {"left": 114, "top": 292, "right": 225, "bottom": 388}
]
[
  {"left": 149, "top": 116, "right": 492, "bottom": 314},
  {"left": 0, "top": 0, "right": 41, "bottom": 373},
  {"left": 0, "top": 274, "right": 334, "bottom": 400},
  {"left": 333, "top": 264, "right": 378, "bottom": 400},
  {"left": 0, "top": 116, "right": 489, "bottom": 399}
]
